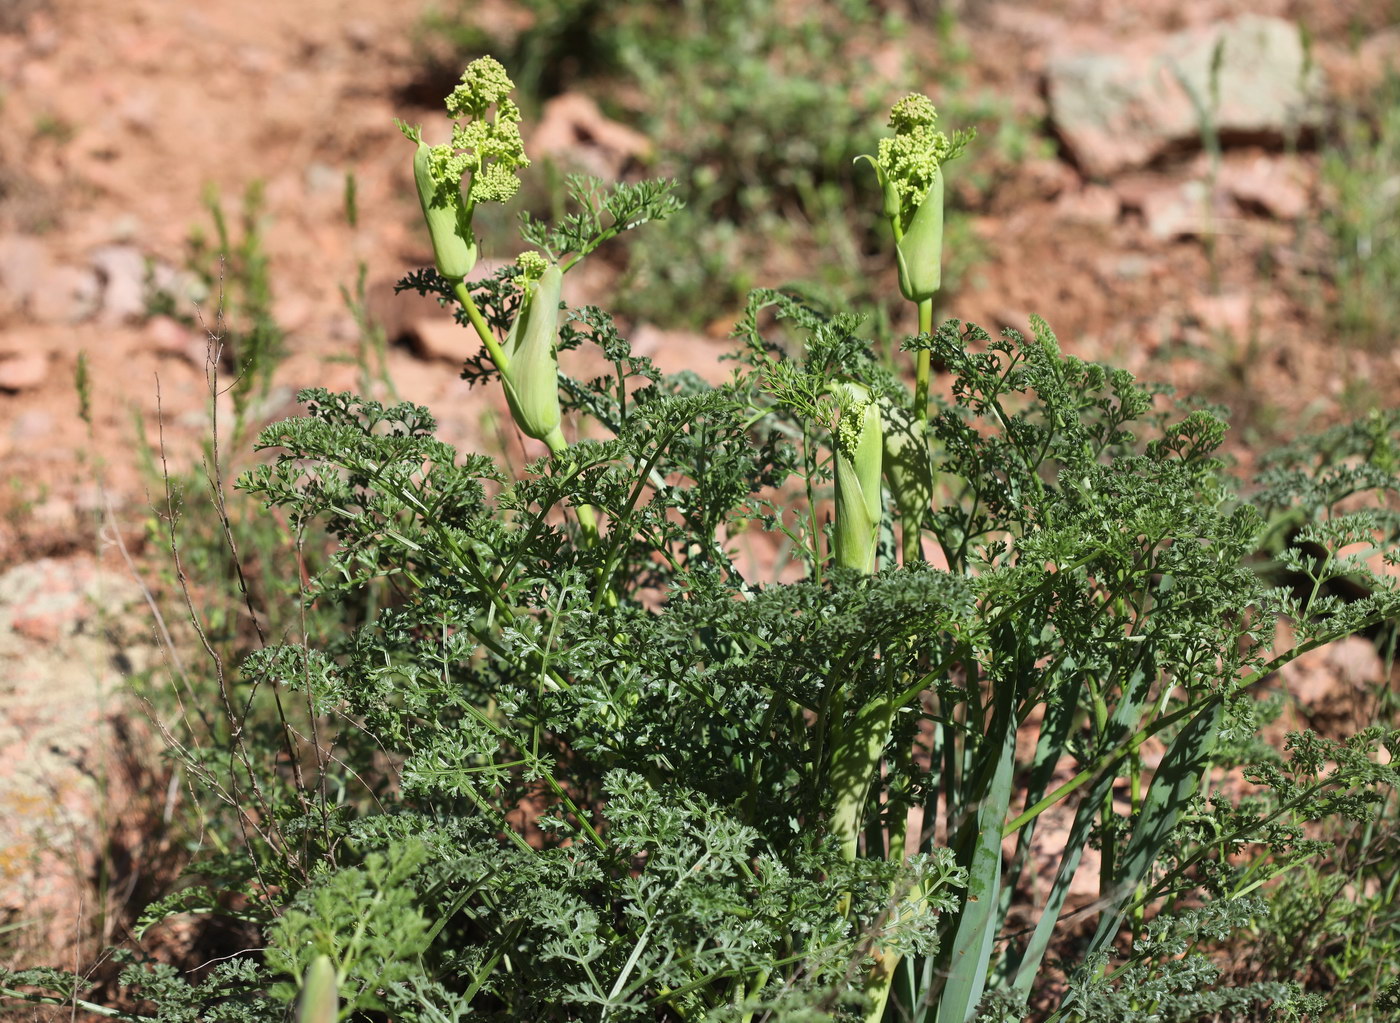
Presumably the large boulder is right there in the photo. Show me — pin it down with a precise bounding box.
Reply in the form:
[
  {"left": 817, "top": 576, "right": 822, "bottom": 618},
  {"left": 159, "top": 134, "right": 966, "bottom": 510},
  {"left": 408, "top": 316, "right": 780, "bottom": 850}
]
[
  {"left": 0, "top": 557, "right": 155, "bottom": 962},
  {"left": 1048, "top": 15, "right": 1326, "bottom": 178}
]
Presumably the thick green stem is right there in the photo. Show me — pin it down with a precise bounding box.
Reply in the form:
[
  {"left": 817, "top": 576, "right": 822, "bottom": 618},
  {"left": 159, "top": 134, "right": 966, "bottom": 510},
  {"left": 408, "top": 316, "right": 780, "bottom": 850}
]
[
  {"left": 829, "top": 698, "right": 899, "bottom": 862},
  {"left": 895, "top": 299, "right": 935, "bottom": 565},
  {"left": 914, "top": 298, "right": 933, "bottom": 425},
  {"left": 900, "top": 512, "right": 922, "bottom": 566},
  {"left": 453, "top": 280, "right": 509, "bottom": 371},
  {"left": 859, "top": 739, "right": 914, "bottom": 1023}
]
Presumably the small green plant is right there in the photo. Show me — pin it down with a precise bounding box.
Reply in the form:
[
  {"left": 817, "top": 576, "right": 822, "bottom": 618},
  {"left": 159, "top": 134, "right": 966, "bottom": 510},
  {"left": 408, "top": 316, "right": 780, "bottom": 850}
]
[
  {"left": 145, "top": 180, "right": 285, "bottom": 444},
  {"left": 337, "top": 170, "right": 395, "bottom": 399},
  {"left": 6, "top": 60, "right": 1400, "bottom": 1023},
  {"left": 1322, "top": 72, "right": 1400, "bottom": 350}
]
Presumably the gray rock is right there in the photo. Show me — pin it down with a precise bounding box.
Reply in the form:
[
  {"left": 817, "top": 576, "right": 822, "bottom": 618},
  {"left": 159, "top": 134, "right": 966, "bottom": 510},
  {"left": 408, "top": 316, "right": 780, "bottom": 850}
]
[
  {"left": 1048, "top": 15, "right": 1326, "bottom": 178},
  {"left": 0, "top": 234, "right": 47, "bottom": 303},
  {"left": 0, "top": 557, "right": 151, "bottom": 955},
  {"left": 28, "top": 264, "right": 103, "bottom": 324},
  {"left": 90, "top": 243, "right": 149, "bottom": 324}
]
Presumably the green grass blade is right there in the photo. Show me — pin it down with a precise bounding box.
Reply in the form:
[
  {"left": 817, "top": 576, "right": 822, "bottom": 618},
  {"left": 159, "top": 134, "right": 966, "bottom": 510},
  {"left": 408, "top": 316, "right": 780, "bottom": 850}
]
[
  {"left": 1000, "top": 669, "right": 1084, "bottom": 908},
  {"left": 933, "top": 713, "right": 1017, "bottom": 1023},
  {"left": 1006, "top": 761, "right": 1114, "bottom": 1001},
  {"left": 1082, "top": 699, "right": 1223, "bottom": 958},
  {"left": 990, "top": 670, "right": 1083, "bottom": 992},
  {"left": 1007, "top": 661, "right": 1155, "bottom": 997}
]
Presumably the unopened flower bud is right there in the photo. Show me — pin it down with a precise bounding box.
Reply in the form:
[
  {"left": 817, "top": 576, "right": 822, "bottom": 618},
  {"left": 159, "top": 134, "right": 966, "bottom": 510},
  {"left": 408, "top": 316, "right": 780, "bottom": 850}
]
[
  {"left": 833, "top": 385, "right": 884, "bottom": 574},
  {"left": 895, "top": 171, "right": 943, "bottom": 303},
  {"left": 501, "top": 261, "right": 565, "bottom": 448},
  {"left": 408, "top": 133, "right": 477, "bottom": 281}
]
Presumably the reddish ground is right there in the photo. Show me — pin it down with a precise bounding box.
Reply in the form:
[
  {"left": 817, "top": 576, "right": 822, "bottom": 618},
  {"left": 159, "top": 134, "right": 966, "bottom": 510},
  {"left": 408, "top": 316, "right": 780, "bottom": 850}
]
[{"left": 0, "top": 0, "right": 1396, "bottom": 1006}]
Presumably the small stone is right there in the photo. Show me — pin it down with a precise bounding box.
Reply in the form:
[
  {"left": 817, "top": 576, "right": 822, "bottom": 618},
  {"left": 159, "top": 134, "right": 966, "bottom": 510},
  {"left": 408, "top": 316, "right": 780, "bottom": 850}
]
[
  {"left": 303, "top": 161, "right": 342, "bottom": 198},
  {"left": 1140, "top": 180, "right": 1212, "bottom": 240},
  {"left": 0, "top": 234, "right": 47, "bottom": 306},
  {"left": 1217, "top": 155, "right": 1309, "bottom": 221},
  {"left": 1111, "top": 254, "right": 1154, "bottom": 280},
  {"left": 1021, "top": 158, "right": 1078, "bottom": 201},
  {"left": 1188, "top": 289, "right": 1284, "bottom": 341},
  {"left": 0, "top": 352, "right": 49, "bottom": 392},
  {"left": 11, "top": 408, "right": 53, "bottom": 440},
  {"left": 1188, "top": 292, "right": 1252, "bottom": 337},
  {"left": 90, "top": 243, "right": 148, "bottom": 324},
  {"left": 343, "top": 20, "right": 375, "bottom": 50},
  {"left": 406, "top": 317, "right": 476, "bottom": 365},
  {"left": 1055, "top": 184, "right": 1120, "bottom": 226},
  {"left": 273, "top": 294, "right": 314, "bottom": 333},
  {"left": 28, "top": 265, "right": 103, "bottom": 324},
  {"left": 146, "top": 261, "right": 209, "bottom": 313},
  {"left": 143, "top": 315, "right": 205, "bottom": 364}
]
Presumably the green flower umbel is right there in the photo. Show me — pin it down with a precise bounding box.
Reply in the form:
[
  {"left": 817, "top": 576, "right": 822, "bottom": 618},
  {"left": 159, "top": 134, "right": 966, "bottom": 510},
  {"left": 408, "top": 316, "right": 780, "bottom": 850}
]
[
  {"left": 499, "top": 252, "right": 565, "bottom": 449},
  {"left": 397, "top": 56, "right": 530, "bottom": 282},
  {"left": 858, "top": 94, "right": 973, "bottom": 304},
  {"left": 833, "top": 385, "right": 884, "bottom": 574}
]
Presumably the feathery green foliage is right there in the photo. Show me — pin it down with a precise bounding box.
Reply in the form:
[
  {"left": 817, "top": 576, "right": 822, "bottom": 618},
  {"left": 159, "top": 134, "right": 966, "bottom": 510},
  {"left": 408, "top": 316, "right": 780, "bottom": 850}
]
[{"left": 8, "top": 52, "right": 1400, "bottom": 1023}]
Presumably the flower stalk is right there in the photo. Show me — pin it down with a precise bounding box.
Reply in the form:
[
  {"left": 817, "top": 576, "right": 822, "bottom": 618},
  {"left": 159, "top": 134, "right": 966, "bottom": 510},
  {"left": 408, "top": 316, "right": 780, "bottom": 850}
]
[
  {"left": 403, "top": 58, "right": 600, "bottom": 544},
  {"left": 860, "top": 94, "right": 970, "bottom": 563}
]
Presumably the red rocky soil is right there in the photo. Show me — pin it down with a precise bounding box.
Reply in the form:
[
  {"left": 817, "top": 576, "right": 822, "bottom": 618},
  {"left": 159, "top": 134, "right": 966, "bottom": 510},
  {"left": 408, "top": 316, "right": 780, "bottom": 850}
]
[{"left": 0, "top": 0, "right": 1396, "bottom": 1001}]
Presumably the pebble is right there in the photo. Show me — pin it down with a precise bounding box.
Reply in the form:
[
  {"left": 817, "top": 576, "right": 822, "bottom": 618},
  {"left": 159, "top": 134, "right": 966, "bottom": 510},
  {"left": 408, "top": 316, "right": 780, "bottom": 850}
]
[
  {"left": 1054, "top": 184, "right": 1121, "bottom": 226},
  {"left": 1217, "top": 156, "right": 1309, "bottom": 221},
  {"left": 1139, "top": 180, "right": 1213, "bottom": 240},
  {"left": 90, "top": 243, "right": 149, "bottom": 324},
  {"left": 406, "top": 317, "right": 475, "bottom": 365},
  {"left": 28, "top": 265, "right": 103, "bottom": 324},
  {"left": 0, "top": 234, "right": 47, "bottom": 303},
  {"left": 0, "top": 352, "right": 49, "bottom": 392}
]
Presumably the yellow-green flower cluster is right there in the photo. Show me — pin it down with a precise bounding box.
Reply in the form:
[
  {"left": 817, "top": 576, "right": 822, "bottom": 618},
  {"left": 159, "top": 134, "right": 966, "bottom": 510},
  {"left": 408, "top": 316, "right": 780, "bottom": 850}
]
[
  {"left": 399, "top": 56, "right": 531, "bottom": 279},
  {"left": 858, "top": 92, "right": 973, "bottom": 304},
  {"left": 875, "top": 94, "right": 971, "bottom": 230},
  {"left": 432, "top": 57, "right": 530, "bottom": 207},
  {"left": 445, "top": 54, "right": 516, "bottom": 119},
  {"left": 514, "top": 248, "right": 550, "bottom": 282}
]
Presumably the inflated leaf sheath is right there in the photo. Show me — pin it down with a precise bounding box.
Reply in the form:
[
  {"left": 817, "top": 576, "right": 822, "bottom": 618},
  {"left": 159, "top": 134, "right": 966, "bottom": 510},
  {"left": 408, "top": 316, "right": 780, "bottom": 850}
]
[
  {"left": 412, "top": 138, "right": 477, "bottom": 281},
  {"left": 501, "top": 263, "right": 565, "bottom": 447}
]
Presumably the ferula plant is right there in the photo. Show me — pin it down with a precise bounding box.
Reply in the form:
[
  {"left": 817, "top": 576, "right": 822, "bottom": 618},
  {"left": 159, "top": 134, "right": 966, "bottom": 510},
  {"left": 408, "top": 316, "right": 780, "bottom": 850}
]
[{"left": 8, "top": 64, "right": 1400, "bottom": 1023}]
